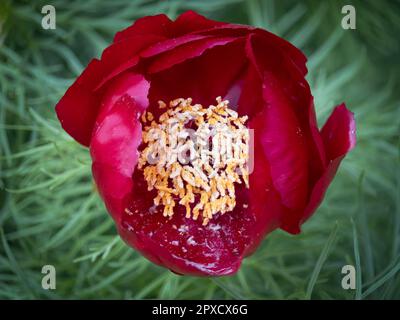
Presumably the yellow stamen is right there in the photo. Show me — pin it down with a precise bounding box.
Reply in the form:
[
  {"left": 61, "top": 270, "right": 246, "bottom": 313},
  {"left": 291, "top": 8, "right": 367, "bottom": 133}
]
[{"left": 137, "top": 97, "right": 250, "bottom": 225}]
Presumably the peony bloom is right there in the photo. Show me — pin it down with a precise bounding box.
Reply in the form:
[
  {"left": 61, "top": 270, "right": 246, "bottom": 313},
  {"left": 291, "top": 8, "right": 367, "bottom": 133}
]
[{"left": 56, "top": 11, "right": 356, "bottom": 276}]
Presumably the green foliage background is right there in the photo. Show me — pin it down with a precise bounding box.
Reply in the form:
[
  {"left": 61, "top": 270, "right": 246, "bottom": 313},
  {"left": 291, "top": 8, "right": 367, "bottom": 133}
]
[{"left": 0, "top": 0, "right": 399, "bottom": 299}]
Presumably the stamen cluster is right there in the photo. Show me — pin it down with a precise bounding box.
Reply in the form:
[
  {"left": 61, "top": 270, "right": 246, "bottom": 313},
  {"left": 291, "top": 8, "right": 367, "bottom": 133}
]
[{"left": 138, "top": 97, "right": 250, "bottom": 225}]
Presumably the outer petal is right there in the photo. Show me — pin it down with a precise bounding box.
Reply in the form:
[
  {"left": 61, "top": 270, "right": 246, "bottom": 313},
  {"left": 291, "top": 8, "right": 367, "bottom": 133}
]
[
  {"left": 256, "top": 75, "right": 309, "bottom": 210},
  {"left": 321, "top": 104, "right": 356, "bottom": 161},
  {"left": 171, "top": 10, "right": 227, "bottom": 36},
  {"left": 245, "top": 33, "right": 326, "bottom": 181},
  {"left": 281, "top": 104, "right": 356, "bottom": 233},
  {"left": 94, "top": 34, "right": 223, "bottom": 92},
  {"left": 113, "top": 10, "right": 226, "bottom": 42},
  {"left": 94, "top": 72, "right": 149, "bottom": 130},
  {"left": 194, "top": 25, "right": 307, "bottom": 76},
  {"left": 90, "top": 74, "right": 150, "bottom": 221},
  {"left": 55, "top": 59, "right": 103, "bottom": 147},
  {"left": 245, "top": 34, "right": 310, "bottom": 210},
  {"left": 55, "top": 34, "right": 163, "bottom": 147},
  {"left": 90, "top": 95, "right": 142, "bottom": 223},
  {"left": 113, "top": 14, "right": 173, "bottom": 42},
  {"left": 146, "top": 36, "right": 240, "bottom": 74}
]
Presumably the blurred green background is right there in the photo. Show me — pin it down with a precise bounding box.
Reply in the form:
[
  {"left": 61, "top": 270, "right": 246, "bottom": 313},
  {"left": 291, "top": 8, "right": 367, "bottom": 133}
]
[{"left": 0, "top": 0, "right": 399, "bottom": 299}]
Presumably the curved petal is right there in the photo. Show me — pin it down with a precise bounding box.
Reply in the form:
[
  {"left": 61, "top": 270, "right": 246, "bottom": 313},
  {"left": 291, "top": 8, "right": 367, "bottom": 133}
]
[
  {"left": 171, "top": 10, "right": 227, "bottom": 36},
  {"left": 93, "top": 34, "right": 165, "bottom": 91},
  {"left": 140, "top": 34, "right": 212, "bottom": 58},
  {"left": 253, "top": 29, "right": 308, "bottom": 76},
  {"left": 246, "top": 33, "right": 327, "bottom": 198},
  {"left": 281, "top": 104, "right": 356, "bottom": 233},
  {"left": 321, "top": 104, "right": 356, "bottom": 161},
  {"left": 94, "top": 72, "right": 149, "bottom": 131},
  {"left": 113, "top": 14, "right": 173, "bottom": 42},
  {"left": 236, "top": 62, "right": 264, "bottom": 117},
  {"left": 246, "top": 33, "right": 326, "bottom": 172},
  {"left": 147, "top": 39, "right": 247, "bottom": 115},
  {"left": 197, "top": 26, "right": 307, "bottom": 76},
  {"left": 242, "top": 129, "right": 289, "bottom": 255},
  {"left": 147, "top": 36, "right": 240, "bottom": 74},
  {"left": 192, "top": 23, "right": 256, "bottom": 38},
  {"left": 249, "top": 78, "right": 309, "bottom": 210},
  {"left": 95, "top": 34, "right": 221, "bottom": 92},
  {"left": 90, "top": 94, "right": 145, "bottom": 223},
  {"left": 56, "top": 35, "right": 162, "bottom": 147},
  {"left": 113, "top": 10, "right": 226, "bottom": 43},
  {"left": 55, "top": 59, "right": 103, "bottom": 146},
  {"left": 97, "top": 27, "right": 246, "bottom": 93}
]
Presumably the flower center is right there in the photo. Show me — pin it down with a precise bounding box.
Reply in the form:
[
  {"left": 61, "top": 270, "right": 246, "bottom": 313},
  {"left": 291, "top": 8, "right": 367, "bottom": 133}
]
[{"left": 138, "top": 97, "right": 250, "bottom": 225}]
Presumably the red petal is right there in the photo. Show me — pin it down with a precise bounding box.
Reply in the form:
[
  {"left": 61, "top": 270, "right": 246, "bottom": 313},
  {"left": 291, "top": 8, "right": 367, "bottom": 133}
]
[
  {"left": 246, "top": 31, "right": 325, "bottom": 174},
  {"left": 194, "top": 23, "right": 306, "bottom": 72},
  {"left": 253, "top": 29, "right": 308, "bottom": 76},
  {"left": 119, "top": 182, "right": 252, "bottom": 276},
  {"left": 193, "top": 23, "right": 256, "bottom": 38},
  {"left": 248, "top": 87, "right": 309, "bottom": 212},
  {"left": 242, "top": 131, "right": 290, "bottom": 255},
  {"left": 282, "top": 104, "right": 356, "bottom": 233},
  {"left": 236, "top": 62, "right": 264, "bottom": 117},
  {"left": 321, "top": 104, "right": 356, "bottom": 161},
  {"left": 55, "top": 59, "right": 103, "bottom": 146},
  {"left": 245, "top": 34, "right": 310, "bottom": 210},
  {"left": 90, "top": 93, "right": 146, "bottom": 222},
  {"left": 55, "top": 35, "right": 162, "bottom": 147},
  {"left": 140, "top": 34, "right": 211, "bottom": 58},
  {"left": 113, "top": 14, "right": 173, "bottom": 42},
  {"left": 113, "top": 11, "right": 226, "bottom": 43},
  {"left": 171, "top": 10, "right": 227, "bottom": 36},
  {"left": 147, "top": 36, "right": 240, "bottom": 74},
  {"left": 147, "top": 39, "right": 247, "bottom": 113},
  {"left": 98, "top": 32, "right": 241, "bottom": 92},
  {"left": 94, "top": 72, "right": 149, "bottom": 130},
  {"left": 246, "top": 33, "right": 327, "bottom": 189},
  {"left": 93, "top": 34, "right": 165, "bottom": 91}
]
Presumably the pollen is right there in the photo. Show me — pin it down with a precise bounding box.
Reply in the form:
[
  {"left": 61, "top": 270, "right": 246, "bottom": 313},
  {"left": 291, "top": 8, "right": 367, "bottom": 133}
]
[{"left": 137, "top": 97, "right": 250, "bottom": 225}]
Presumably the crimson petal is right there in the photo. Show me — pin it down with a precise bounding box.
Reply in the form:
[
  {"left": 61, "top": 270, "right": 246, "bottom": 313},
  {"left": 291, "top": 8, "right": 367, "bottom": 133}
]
[
  {"left": 90, "top": 95, "right": 142, "bottom": 222},
  {"left": 281, "top": 104, "right": 356, "bottom": 233},
  {"left": 55, "top": 59, "right": 103, "bottom": 146},
  {"left": 147, "top": 39, "right": 247, "bottom": 112},
  {"left": 113, "top": 14, "right": 174, "bottom": 42},
  {"left": 90, "top": 75, "right": 150, "bottom": 221},
  {"left": 56, "top": 35, "right": 162, "bottom": 147},
  {"left": 147, "top": 36, "right": 240, "bottom": 74},
  {"left": 171, "top": 10, "right": 227, "bottom": 36}
]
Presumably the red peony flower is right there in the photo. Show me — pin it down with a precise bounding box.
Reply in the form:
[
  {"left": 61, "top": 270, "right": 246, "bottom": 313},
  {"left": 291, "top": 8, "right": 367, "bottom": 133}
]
[{"left": 56, "top": 11, "right": 356, "bottom": 276}]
